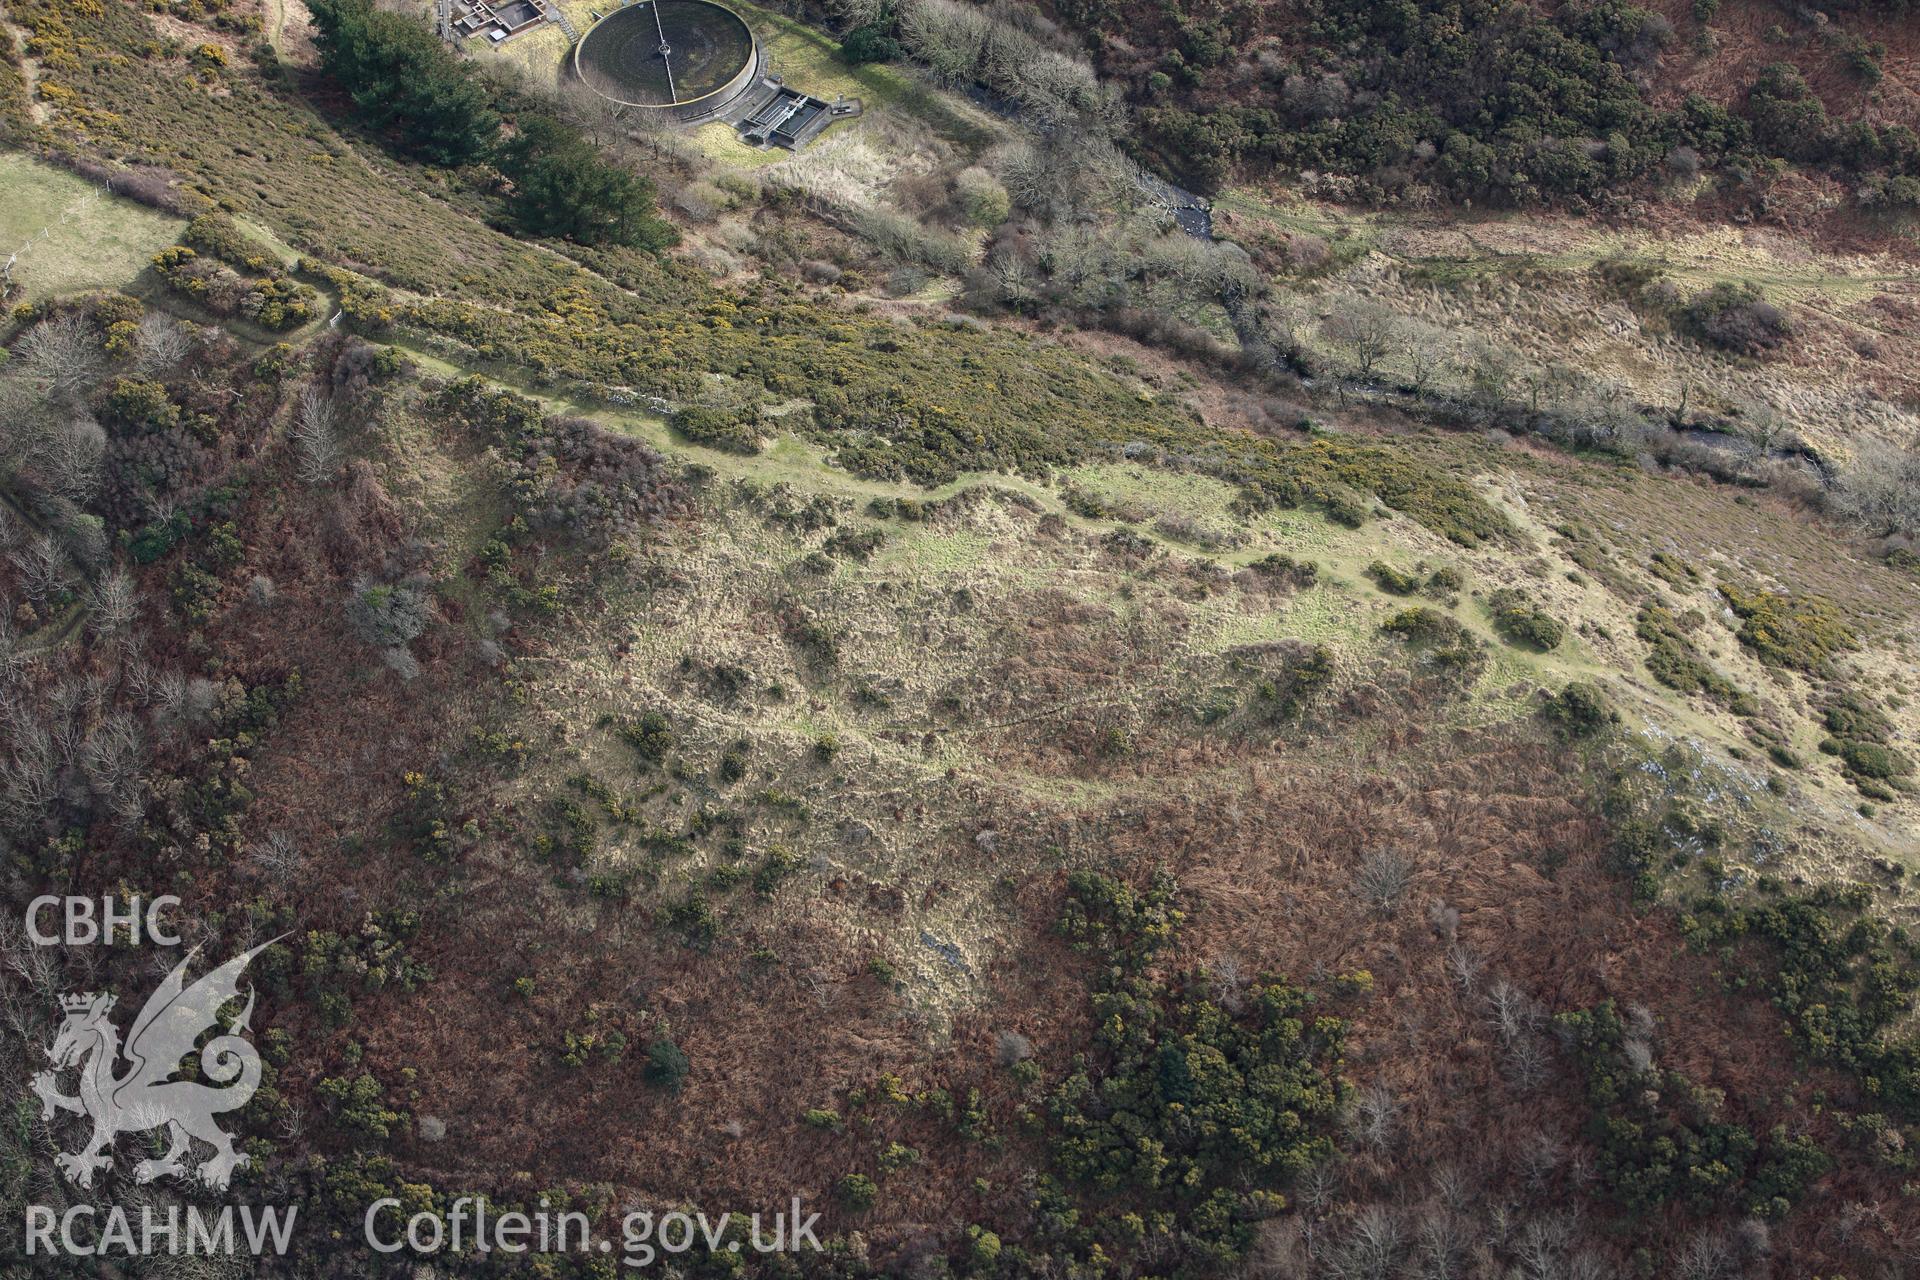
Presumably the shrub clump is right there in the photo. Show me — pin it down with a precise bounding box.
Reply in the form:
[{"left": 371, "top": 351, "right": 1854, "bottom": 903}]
[
  {"left": 1381, "top": 606, "right": 1458, "bottom": 642},
  {"left": 1380, "top": 606, "right": 1482, "bottom": 674},
  {"left": 182, "top": 212, "right": 281, "bottom": 275},
  {"left": 953, "top": 167, "right": 1011, "bottom": 227},
  {"left": 837, "top": 1173, "right": 878, "bottom": 1212},
  {"left": 515, "top": 416, "right": 688, "bottom": 546},
  {"left": 1636, "top": 606, "right": 1754, "bottom": 714},
  {"left": 1369, "top": 560, "right": 1462, "bottom": 599},
  {"left": 434, "top": 380, "right": 688, "bottom": 547},
  {"left": 1682, "top": 885, "right": 1920, "bottom": 1122},
  {"left": 347, "top": 577, "right": 431, "bottom": 649},
  {"left": 1545, "top": 681, "right": 1617, "bottom": 737},
  {"left": 1718, "top": 584, "right": 1855, "bottom": 674},
  {"left": 1556, "top": 1000, "right": 1829, "bottom": 1216},
  {"left": 1246, "top": 553, "right": 1319, "bottom": 589},
  {"left": 1485, "top": 587, "right": 1566, "bottom": 650},
  {"left": 822, "top": 527, "right": 885, "bottom": 561},
  {"left": 394, "top": 282, "right": 1508, "bottom": 548},
  {"left": 1250, "top": 643, "right": 1335, "bottom": 721},
  {"left": 1683, "top": 283, "right": 1792, "bottom": 356},
  {"left": 642, "top": 1035, "right": 690, "bottom": 1091},
  {"left": 1041, "top": 872, "right": 1349, "bottom": 1271},
  {"left": 1819, "top": 690, "right": 1912, "bottom": 797},
  {"left": 1366, "top": 560, "right": 1423, "bottom": 595},
  {"left": 617, "top": 711, "right": 674, "bottom": 767},
  {"left": 152, "top": 244, "right": 319, "bottom": 332},
  {"left": 672, "top": 404, "right": 764, "bottom": 455},
  {"left": 1649, "top": 550, "right": 1698, "bottom": 588}
]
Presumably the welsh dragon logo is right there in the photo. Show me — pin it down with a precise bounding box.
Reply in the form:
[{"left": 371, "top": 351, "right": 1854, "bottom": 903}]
[{"left": 31, "top": 939, "right": 281, "bottom": 1191}]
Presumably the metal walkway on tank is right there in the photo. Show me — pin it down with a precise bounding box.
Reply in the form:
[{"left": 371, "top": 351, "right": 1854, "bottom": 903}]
[
  {"left": 744, "top": 92, "right": 801, "bottom": 134},
  {"left": 772, "top": 100, "right": 824, "bottom": 145}
]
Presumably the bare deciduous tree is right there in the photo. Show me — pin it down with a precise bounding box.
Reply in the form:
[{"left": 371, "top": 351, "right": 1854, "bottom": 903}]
[
  {"left": 153, "top": 670, "right": 187, "bottom": 724},
  {"left": 1321, "top": 299, "right": 1399, "bottom": 381},
  {"left": 1001, "top": 130, "right": 1133, "bottom": 222},
  {"left": 898, "top": 0, "right": 991, "bottom": 85},
  {"left": 1566, "top": 1249, "right": 1614, "bottom": 1280},
  {"left": 1414, "top": 1207, "right": 1470, "bottom": 1280},
  {"left": 1354, "top": 847, "right": 1415, "bottom": 915},
  {"left": 122, "top": 655, "right": 158, "bottom": 706},
  {"left": 1513, "top": 1214, "right": 1575, "bottom": 1280},
  {"left": 986, "top": 249, "right": 1040, "bottom": 308},
  {"left": 249, "top": 829, "right": 304, "bottom": 883},
  {"left": 1296, "top": 1158, "right": 1342, "bottom": 1214},
  {"left": 1346, "top": 1082, "right": 1400, "bottom": 1153},
  {"left": 39, "top": 413, "right": 105, "bottom": 504},
  {"left": 1, "top": 723, "right": 59, "bottom": 828},
  {"left": 1520, "top": 1129, "right": 1565, "bottom": 1191},
  {"left": 14, "top": 314, "right": 103, "bottom": 405},
  {"left": 88, "top": 569, "right": 137, "bottom": 637},
  {"left": 1505, "top": 1032, "right": 1550, "bottom": 1091},
  {"left": 1486, "top": 977, "right": 1541, "bottom": 1043},
  {"left": 1833, "top": 440, "right": 1920, "bottom": 537},
  {"left": 0, "top": 912, "right": 60, "bottom": 997},
  {"left": 1207, "top": 954, "right": 1247, "bottom": 1011},
  {"left": 13, "top": 533, "right": 66, "bottom": 608},
  {"left": 1675, "top": 1230, "right": 1736, "bottom": 1280},
  {"left": 292, "top": 387, "right": 344, "bottom": 484},
  {"left": 1464, "top": 337, "right": 1520, "bottom": 409},
  {"left": 1398, "top": 319, "right": 1453, "bottom": 395},
  {"left": 985, "top": 29, "right": 1117, "bottom": 129},
  {"left": 1445, "top": 942, "right": 1483, "bottom": 992},
  {"left": 1265, "top": 296, "right": 1312, "bottom": 350},
  {"left": 1325, "top": 1204, "right": 1405, "bottom": 1280},
  {"left": 81, "top": 711, "right": 145, "bottom": 823},
  {"left": 133, "top": 313, "right": 194, "bottom": 375},
  {"left": 1244, "top": 1218, "right": 1310, "bottom": 1279}
]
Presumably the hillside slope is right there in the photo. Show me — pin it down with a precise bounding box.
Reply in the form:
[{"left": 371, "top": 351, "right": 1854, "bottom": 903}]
[{"left": 0, "top": 1, "right": 1917, "bottom": 1277}]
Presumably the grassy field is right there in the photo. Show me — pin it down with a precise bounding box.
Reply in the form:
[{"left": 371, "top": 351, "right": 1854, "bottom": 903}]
[
  {"left": 0, "top": 152, "right": 184, "bottom": 304},
  {"left": 1217, "top": 186, "right": 1920, "bottom": 302},
  {"left": 0, "top": 152, "right": 463, "bottom": 348},
  {"left": 725, "top": 0, "right": 991, "bottom": 137},
  {"left": 1219, "top": 185, "right": 1920, "bottom": 459},
  {"left": 389, "top": 338, "right": 1817, "bottom": 824},
  {"left": 379, "top": 321, "right": 1915, "bottom": 862},
  {"left": 699, "top": 1, "right": 999, "bottom": 164}
]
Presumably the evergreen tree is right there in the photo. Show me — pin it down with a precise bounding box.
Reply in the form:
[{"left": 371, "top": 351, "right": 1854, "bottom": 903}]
[
  {"left": 306, "top": 0, "right": 499, "bottom": 165},
  {"left": 496, "top": 114, "right": 677, "bottom": 250}
]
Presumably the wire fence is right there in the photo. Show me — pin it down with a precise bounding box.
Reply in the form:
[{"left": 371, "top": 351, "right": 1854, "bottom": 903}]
[{"left": 1, "top": 178, "right": 114, "bottom": 295}]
